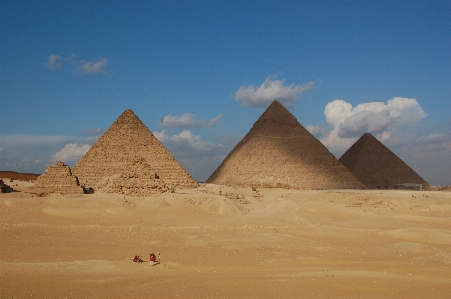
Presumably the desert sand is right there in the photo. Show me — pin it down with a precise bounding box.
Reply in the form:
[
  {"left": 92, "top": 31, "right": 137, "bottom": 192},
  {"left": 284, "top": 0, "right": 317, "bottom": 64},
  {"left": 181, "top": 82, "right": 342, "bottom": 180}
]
[{"left": 1, "top": 180, "right": 450, "bottom": 298}]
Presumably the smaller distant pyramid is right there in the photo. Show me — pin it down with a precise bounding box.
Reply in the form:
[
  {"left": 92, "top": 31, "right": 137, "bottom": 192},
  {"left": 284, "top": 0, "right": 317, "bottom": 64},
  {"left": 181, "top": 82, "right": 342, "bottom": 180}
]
[
  {"left": 207, "top": 100, "right": 364, "bottom": 189},
  {"left": 72, "top": 109, "right": 197, "bottom": 191},
  {"left": 27, "top": 161, "right": 85, "bottom": 195},
  {"left": 104, "top": 156, "right": 169, "bottom": 196},
  {"left": 338, "top": 133, "right": 431, "bottom": 190}
]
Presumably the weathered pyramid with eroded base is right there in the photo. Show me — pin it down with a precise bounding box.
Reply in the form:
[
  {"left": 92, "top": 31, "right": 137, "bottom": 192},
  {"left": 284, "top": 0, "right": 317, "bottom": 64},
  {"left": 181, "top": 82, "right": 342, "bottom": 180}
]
[
  {"left": 338, "top": 133, "right": 431, "bottom": 190},
  {"left": 72, "top": 109, "right": 197, "bottom": 191},
  {"left": 207, "top": 100, "right": 364, "bottom": 189},
  {"left": 27, "top": 161, "right": 84, "bottom": 195}
]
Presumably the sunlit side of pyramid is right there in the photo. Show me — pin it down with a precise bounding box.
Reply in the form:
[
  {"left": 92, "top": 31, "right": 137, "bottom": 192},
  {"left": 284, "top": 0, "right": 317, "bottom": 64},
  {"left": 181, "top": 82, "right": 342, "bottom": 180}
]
[
  {"left": 338, "top": 133, "right": 431, "bottom": 190},
  {"left": 72, "top": 109, "right": 197, "bottom": 190},
  {"left": 207, "top": 100, "right": 364, "bottom": 189}
]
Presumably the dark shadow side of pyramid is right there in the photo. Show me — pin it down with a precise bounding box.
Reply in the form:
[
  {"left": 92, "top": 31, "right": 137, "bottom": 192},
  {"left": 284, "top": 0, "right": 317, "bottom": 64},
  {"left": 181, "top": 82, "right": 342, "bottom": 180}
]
[
  {"left": 72, "top": 109, "right": 197, "bottom": 190},
  {"left": 338, "top": 133, "right": 431, "bottom": 190},
  {"left": 207, "top": 100, "right": 365, "bottom": 189}
]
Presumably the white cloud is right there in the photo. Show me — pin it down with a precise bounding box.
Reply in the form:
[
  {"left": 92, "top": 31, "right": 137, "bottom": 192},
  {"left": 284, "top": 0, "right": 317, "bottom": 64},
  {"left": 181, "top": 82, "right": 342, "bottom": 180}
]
[
  {"left": 338, "top": 110, "right": 395, "bottom": 138},
  {"left": 45, "top": 54, "right": 108, "bottom": 75},
  {"left": 386, "top": 97, "right": 428, "bottom": 123},
  {"left": 320, "top": 97, "right": 428, "bottom": 153},
  {"left": 169, "top": 130, "right": 216, "bottom": 152},
  {"left": 160, "top": 113, "right": 222, "bottom": 128},
  {"left": 235, "top": 76, "right": 314, "bottom": 108},
  {"left": 85, "top": 127, "right": 102, "bottom": 135},
  {"left": 46, "top": 54, "right": 62, "bottom": 70},
  {"left": 51, "top": 143, "right": 91, "bottom": 164},
  {"left": 153, "top": 130, "right": 168, "bottom": 142},
  {"left": 76, "top": 58, "right": 108, "bottom": 74}
]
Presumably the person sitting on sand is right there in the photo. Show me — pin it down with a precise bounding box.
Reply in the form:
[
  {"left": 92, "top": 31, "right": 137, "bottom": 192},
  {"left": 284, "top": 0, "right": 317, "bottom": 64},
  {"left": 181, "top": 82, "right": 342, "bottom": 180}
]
[{"left": 149, "top": 253, "right": 156, "bottom": 266}]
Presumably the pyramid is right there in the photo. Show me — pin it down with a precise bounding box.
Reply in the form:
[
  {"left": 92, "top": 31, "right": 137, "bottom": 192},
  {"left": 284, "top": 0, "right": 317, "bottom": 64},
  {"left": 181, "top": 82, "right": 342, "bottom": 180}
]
[
  {"left": 72, "top": 109, "right": 197, "bottom": 191},
  {"left": 27, "top": 161, "right": 84, "bottom": 195},
  {"left": 207, "top": 100, "right": 364, "bottom": 189},
  {"left": 338, "top": 133, "right": 431, "bottom": 190}
]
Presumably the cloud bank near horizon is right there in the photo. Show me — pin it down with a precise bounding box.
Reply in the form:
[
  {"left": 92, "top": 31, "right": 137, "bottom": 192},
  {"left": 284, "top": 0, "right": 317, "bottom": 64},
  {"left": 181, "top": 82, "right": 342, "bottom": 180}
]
[{"left": 0, "top": 128, "right": 102, "bottom": 174}]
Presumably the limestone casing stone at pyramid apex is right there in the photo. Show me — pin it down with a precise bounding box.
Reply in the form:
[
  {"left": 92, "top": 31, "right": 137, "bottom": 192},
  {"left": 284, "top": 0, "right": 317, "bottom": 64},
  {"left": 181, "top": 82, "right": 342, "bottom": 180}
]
[
  {"left": 206, "top": 100, "right": 365, "bottom": 189},
  {"left": 72, "top": 109, "right": 197, "bottom": 191}
]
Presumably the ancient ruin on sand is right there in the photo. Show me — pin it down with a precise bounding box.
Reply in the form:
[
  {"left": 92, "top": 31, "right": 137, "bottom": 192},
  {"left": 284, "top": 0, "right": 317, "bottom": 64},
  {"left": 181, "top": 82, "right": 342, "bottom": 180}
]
[
  {"left": 72, "top": 109, "right": 197, "bottom": 191},
  {"left": 207, "top": 100, "right": 365, "bottom": 189},
  {"left": 0, "top": 179, "right": 14, "bottom": 193},
  {"left": 104, "top": 156, "right": 169, "bottom": 196},
  {"left": 339, "top": 133, "right": 431, "bottom": 190},
  {"left": 27, "top": 161, "right": 84, "bottom": 195}
]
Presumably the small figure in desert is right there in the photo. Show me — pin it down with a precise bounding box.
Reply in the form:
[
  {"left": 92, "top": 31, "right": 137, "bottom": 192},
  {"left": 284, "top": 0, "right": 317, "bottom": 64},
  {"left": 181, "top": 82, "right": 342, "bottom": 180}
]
[
  {"left": 149, "top": 253, "right": 156, "bottom": 266},
  {"left": 157, "top": 252, "right": 161, "bottom": 264}
]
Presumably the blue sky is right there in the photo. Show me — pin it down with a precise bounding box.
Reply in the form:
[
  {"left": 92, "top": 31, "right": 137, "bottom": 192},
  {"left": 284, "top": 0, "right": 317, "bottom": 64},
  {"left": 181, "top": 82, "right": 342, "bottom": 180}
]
[{"left": 1, "top": 1, "right": 450, "bottom": 185}]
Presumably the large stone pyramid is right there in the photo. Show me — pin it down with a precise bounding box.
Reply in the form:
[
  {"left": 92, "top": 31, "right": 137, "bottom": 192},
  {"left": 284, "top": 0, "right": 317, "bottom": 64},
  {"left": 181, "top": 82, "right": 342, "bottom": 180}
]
[
  {"left": 207, "top": 100, "right": 364, "bottom": 189},
  {"left": 338, "top": 133, "right": 431, "bottom": 190},
  {"left": 72, "top": 109, "right": 197, "bottom": 190}
]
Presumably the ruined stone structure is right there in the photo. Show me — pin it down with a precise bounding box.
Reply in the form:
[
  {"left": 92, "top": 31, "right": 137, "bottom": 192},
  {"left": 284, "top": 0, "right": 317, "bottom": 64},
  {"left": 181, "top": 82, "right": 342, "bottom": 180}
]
[
  {"left": 28, "top": 161, "right": 84, "bottom": 195},
  {"left": 338, "top": 133, "right": 431, "bottom": 190},
  {"left": 207, "top": 100, "right": 364, "bottom": 189},
  {"left": 104, "top": 156, "right": 169, "bottom": 196},
  {"left": 0, "top": 179, "right": 14, "bottom": 193},
  {"left": 72, "top": 109, "right": 197, "bottom": 191}
]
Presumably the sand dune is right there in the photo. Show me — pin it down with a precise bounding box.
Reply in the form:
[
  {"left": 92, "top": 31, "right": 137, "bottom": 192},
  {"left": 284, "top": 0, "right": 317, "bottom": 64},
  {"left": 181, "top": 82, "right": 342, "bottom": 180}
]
[{"left": 1, "top": 181, "right": 450, "bottom": 298}]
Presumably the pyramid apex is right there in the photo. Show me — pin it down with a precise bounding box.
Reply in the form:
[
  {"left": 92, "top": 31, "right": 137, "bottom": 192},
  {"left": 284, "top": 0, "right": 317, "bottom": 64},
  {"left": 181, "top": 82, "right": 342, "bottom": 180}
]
[
  {"left": 354, "top": 133, "right": 383, "bottom": 147},
  {"left": 115, "top": 109, "right": 141, "bottom": 123},
  {"left": 257, "top": 100, "right": 297, "bottom": 125},
  {"left": 120, "top": 109, "right": 137, "bottom": 116},
  {"left": 362, "top": 132, "right": 375, "bottom": 139}
]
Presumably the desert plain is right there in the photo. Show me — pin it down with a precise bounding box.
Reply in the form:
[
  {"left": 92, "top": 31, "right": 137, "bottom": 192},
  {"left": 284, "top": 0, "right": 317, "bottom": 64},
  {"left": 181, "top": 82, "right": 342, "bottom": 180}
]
[{"left": 1, "top": 180, "right": 450, "bottom": 298}]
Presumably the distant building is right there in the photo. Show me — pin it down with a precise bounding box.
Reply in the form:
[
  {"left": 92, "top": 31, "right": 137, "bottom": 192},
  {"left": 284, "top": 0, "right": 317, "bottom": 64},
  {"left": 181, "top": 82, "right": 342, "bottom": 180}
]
[{"left": 394, "top": 183, "right": 423, "bottom": 191}]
